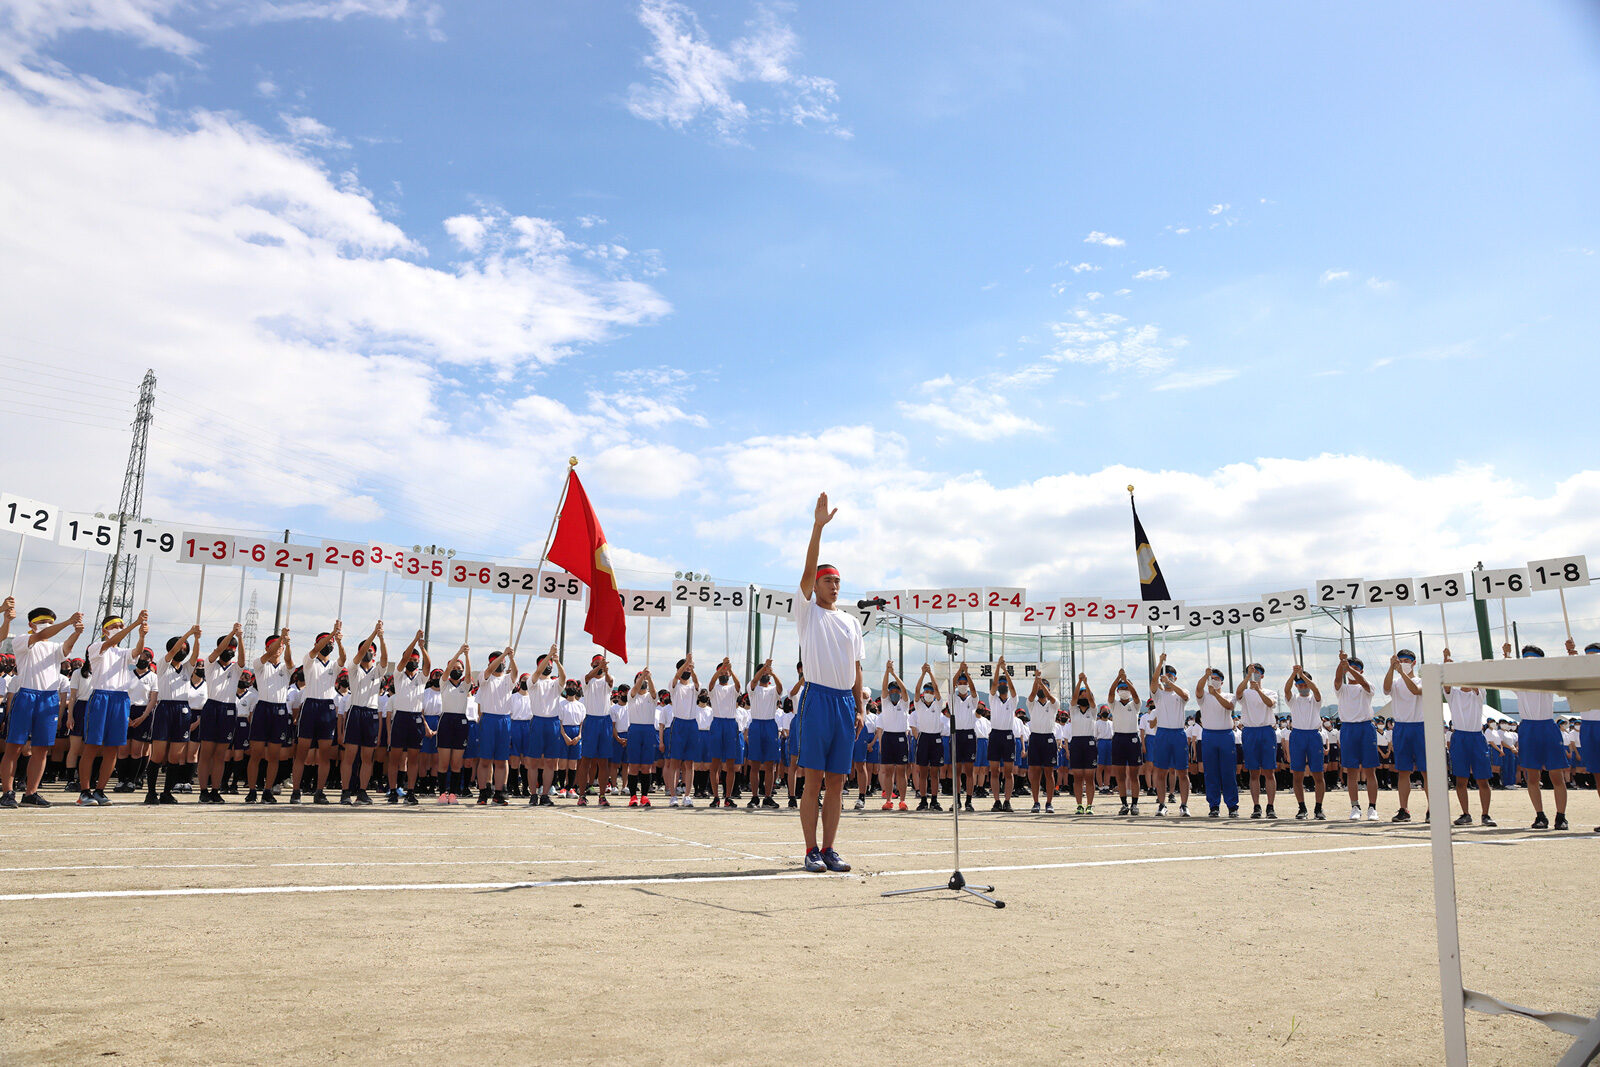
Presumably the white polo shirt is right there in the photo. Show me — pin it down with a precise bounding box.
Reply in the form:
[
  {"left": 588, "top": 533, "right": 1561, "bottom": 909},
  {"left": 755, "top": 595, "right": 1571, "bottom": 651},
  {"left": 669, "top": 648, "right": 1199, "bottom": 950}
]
[
  {"left": 989, "top": 693, "right": 1017, "bottom": 732},
  {"left": 441, "top": 679, "right": 471, "bottom": 716},
  {"left": 91, "top": 644, "right": 134, "bottom": 693},
  {"left": 302, "top": 656, "right": 338, "bottom": 701},
  {"left": 205, "top": 660, "right": 241, "bottom": 704},
  {"left": 912, "top": 696, "right": 946, "bottom": 735},
  {"left": 1028, "top": 698, "right": 1058, "bottom": 734},
  {"left": 392, "top": 670, "right": 425, "bottom": 714},
  {"left": 950, "top": 689, "right": 979, "bottom": 730},
  {"left": 878, "top": 696, "right": 909, "bottom": 732},
  {"left": 255, "top": 660, "right": 291, "bottom": 704},
  {"left": 350, "top": 662, "right": 383, "bottom": 709},
  {"left": 794, "top": 588, "right": 864, "bottom": 691}
]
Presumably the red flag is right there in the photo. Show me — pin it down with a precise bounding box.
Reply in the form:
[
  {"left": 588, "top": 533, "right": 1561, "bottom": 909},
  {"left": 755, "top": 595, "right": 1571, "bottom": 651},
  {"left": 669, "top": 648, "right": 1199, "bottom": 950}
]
[{"left": 545, "top": 469, "right": 627, "bottom": 662}]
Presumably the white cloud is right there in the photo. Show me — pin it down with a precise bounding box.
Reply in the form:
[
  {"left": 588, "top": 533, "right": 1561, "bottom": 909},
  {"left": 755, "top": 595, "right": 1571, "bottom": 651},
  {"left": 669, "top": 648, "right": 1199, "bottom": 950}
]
[
  {"left": 1083, "top": 230, "right": 1124, "bottom": 247},
  {"left": 442, "top": 213, "right": 487, "bottom": 252},
  {"left": 1151, "top": 367, "right": 1239, "bottom": 392},
  {"left": 1066, "top": 262, "right": 1098, "bottom": 273},
  {"left": 588, "top": 367, "right": 709, "bottom": 430},
  {"left": 1085, "top": 290, "right": 1103, "bottom": 301},
  {"left": 1208, "top": 203, "right": 1229, "bottom": 215},
  {"left": 1366, "top": 276, "right": 1395, "bottom": 292},
  {"left": 893, "top": 368, "right": 1051, "bottom": 442},
  {"left": 625, "top": 0, "right": 844, "bottom": 140},
  {"left": 280, "top": 112, "right": 347, "bottom": 148},
  {"left": 1319, "top": 269, "right": 1350, "bottom": 284},
  {"left": 1048, "top": 308, "right": 1187, "bottom": 373},
  {"left": 1173, "top": 226, "right": 1190, "bottom": 235},
  {"left": 1113, "top": 288, "right": 1131, "bottom": 296},
  {"left": 1133, "top": 266, "right": 1170, "bottom": 281}
]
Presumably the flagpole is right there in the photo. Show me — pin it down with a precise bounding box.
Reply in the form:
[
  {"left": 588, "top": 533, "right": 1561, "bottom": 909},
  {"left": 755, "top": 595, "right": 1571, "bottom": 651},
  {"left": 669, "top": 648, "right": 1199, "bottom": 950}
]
[
  {"left": 515, "top": 457, "right": 577, "bottom": 653},
  {"left": 463, "top": 587, "right": 473, "bottom": 645}
]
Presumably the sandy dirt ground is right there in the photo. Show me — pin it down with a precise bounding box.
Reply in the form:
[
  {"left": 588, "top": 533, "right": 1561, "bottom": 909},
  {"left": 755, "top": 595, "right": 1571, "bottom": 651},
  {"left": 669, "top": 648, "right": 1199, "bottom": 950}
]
[{"left": 1, "top": 787, "right": 1595, "bottom": 1066}]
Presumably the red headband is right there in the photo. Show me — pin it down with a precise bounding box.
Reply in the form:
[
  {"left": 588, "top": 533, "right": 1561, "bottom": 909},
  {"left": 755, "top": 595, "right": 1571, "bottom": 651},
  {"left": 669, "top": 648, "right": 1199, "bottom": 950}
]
[{"left": 815, "top": 565, "right": 839, "bottom": 579}]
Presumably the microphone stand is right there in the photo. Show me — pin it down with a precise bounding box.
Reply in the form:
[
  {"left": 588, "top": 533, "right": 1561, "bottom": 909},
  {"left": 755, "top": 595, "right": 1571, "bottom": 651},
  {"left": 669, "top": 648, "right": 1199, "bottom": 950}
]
[{"left": 864, "top": 599, "right": 1004, "bottom": 909}]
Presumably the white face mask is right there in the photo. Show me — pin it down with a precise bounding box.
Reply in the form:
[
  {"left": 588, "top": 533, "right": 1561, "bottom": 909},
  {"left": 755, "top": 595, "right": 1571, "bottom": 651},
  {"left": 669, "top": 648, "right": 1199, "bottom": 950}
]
[
  {"left": 1117, "top": 693, "right": 1131, "bottom": 704},
  {"left": 956, "top": 686, "right": 970, "bottom": 697}
]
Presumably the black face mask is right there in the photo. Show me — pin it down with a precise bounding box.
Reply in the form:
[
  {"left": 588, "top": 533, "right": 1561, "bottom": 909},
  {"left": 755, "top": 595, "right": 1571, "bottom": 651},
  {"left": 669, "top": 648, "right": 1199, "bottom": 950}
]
[
  {"left": 218, "top": 649, "right": 234, "bottom": 665},
  {"left": 680, "top": 672, "right": 690, "bottom": 681},
  {"left": 1077, "top": 701, "right": 1089, "bottom": 710},
  {"left": 449, "top": 670, "right": 464, "bottom": 684}
]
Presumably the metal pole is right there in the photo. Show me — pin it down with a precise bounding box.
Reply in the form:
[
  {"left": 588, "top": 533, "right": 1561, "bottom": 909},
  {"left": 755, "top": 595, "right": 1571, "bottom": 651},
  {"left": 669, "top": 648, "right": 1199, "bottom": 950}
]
[
  {"left": 558, "top": 598, "right": 567, "bottom": 661},
  {"left": 515, "top": 460, "right": 576, "bottom": 651},
  {"left": 194, "top": 564, "right": 208, "bottom": 627},
  {"left": 236, "top": 566, "right": 246, "bottom": 626},
  {"left": 744, "top": 585, "right": 755, "bottom": 680},
  {"left": 464, "top": 588, "right": 473, "bottom": 645},
  {"left": 7, "top": 535, "right": 23, "bottom": 598},
  {"left": 685, "top": 605, "right": 694, "bottom": 657},
  {"left": 424, "top": 579, "right": 434, "bottom": 645},
  {"left": 1346, "top": 606, "right": 1355, "bottom": 657},
  {"left": 988, "top": 610, "right": 994, "bottom": 661},
  {"left": 271, "top": 528, "right": 289, "bottom": 632}
]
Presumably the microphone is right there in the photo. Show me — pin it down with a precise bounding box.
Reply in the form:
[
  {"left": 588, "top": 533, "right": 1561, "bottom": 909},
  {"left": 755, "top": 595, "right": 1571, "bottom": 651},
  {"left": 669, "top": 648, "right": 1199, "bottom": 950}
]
[{"left": 857, "top": 597, "right": 887, "bottom": 609}]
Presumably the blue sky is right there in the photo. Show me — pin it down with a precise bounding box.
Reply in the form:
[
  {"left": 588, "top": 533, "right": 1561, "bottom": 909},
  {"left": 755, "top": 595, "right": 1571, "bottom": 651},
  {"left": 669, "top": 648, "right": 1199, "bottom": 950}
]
[{"left": 3, "top": 0, "right": 1600, "bottom": 674}]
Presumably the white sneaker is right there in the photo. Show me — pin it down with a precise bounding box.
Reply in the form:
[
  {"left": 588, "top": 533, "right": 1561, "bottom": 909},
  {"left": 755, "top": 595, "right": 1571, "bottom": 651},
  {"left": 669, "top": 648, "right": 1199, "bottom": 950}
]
[
  {"left": 669, "top": 796, "right": 681, "bottom": 808},
  {"left": 1367, "top": 805, "right": 1380, "bottom": 822},
  {"left": 1349, "top": 806, "right": 1362, "bottom": 821},
  {"left": 681, "top": 797, "right": 694, "bottom": 808}
]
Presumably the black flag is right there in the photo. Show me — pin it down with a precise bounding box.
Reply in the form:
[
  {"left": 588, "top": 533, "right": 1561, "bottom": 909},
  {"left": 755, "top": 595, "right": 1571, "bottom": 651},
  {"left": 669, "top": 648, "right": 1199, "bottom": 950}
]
[{"left": 1130, "top": 490, "right": 1171, "bottom": 601}]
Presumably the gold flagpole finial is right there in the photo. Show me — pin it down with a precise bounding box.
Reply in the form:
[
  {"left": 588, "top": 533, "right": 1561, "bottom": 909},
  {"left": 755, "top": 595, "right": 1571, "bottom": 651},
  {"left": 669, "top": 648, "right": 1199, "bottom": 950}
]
[
  {"left": 1126, "top": 484, "right": 1135, "bottom": 494},
  {"left": 569, "top": 456, "right": 579, "bottom": 468}
]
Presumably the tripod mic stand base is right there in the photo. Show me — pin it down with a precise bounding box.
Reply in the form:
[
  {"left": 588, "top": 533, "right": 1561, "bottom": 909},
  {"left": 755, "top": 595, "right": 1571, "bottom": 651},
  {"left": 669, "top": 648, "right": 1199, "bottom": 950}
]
[{"left": 881, "top": 869, "right": 1004, "bottom": 908}]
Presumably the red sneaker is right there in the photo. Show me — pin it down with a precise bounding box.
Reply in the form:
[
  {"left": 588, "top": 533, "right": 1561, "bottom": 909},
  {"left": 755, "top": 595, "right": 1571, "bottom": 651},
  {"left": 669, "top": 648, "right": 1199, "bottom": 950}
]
[
  {"left": 640, "top": 796, "right": 652, "bottom": 808},
  {"left": 598, "top": 796, "right": 610, "bottom": 807},
  {"left": 881, "top": 799, "right": 893, "bottom": 810},
  {"left": 898, "top": 800, "right": 908, "bottom": 811},
  {"left": 576, "top": 795, "right": 587, "bottom": 806},
  {"left": 627, "top": 795, "right": 639, "bottom": 807}
]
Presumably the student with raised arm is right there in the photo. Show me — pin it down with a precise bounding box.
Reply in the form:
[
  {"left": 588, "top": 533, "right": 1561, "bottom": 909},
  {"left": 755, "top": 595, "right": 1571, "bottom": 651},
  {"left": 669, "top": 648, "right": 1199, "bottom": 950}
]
[
  {"left": 577, "top": 655, "right": 614, "bottom": 806},
  {"left": 472, "top": 643, "right": 513, "bottom": 806},
  {"left": 706, "top": 657, "right": 743, "bottom": 808},
  {"left": 1022, "top": 673, "right": 1058, "bottom": 813},
  {"left": 196, "top": 624, "right": 244, "bottom": 804},
  {"left": 0, "top": 600, "right": 84, "bottom": 808},
  {"left": 986, "top": 659, "right": 1020, "bottom": 812},
  {"left": 910, "top": 665, "right": 946, "bottom": 811},
  {"left": 78, "top": 611, "right": 148, "bottom": 805},
  {"left": 1501, "top": 641, "right": 1570, "bottom": 830},
  {"left": 948, "top": 660, "right": 982, "bottom": 813},
  {"left": 434, "top": 645, "right": 473, "bottom": 804},
  {"left": 389, "top": 631, "right": 432, "bottom": 804},
  {"left": 288, "top": 624, "right": 345, "bottom": 805},
  {"left": 1195, "top": 666, "right": 1239, "bottom": 818},
  {"left": 1148, "top": 654, "right": 1191, "bottom": 817},
  {"left": 245, "top": 629, "right": 294, "bottom": 803},
  {"left": 1235, "top": 663, "right": 1278, "bottom": 820},
  {"left": 793, "top": 492, "right": 866, "bottom": 874},
  {"left": 622, "top": 668, "right": 659, "bottom": 805},
  {"left": 1335, "top": 651, "right": 1381, "bottom": 821},
  {"left": 1383, "top": 649, "right": 1429, "bottom": 823},
  {"left": 1283, "top": 665, "right": 1326, "bottom": 820},
  {"left": 1107, "top": 669, "right": 1142, "bottom": 816},
  {"left": 1067, "top": 673, "right": 1098, "bottom": 815},
  {"left": 746, "top": 659, "right": 783, "bottom": 809},
  {"left": 340, "top": 622, "right": 387, "bottom": 805},
  {"left": 1440, "top": 649, "right": 1495, "bottom": 826},
  {"left": 143, "top": 623, "right": 200, "bottom": 806},
  {"left": 527, "top": 647, "right": 566, "bottom": 806},
  {"left": 664, "top": 656, "right": 700, "bottom": 808}
]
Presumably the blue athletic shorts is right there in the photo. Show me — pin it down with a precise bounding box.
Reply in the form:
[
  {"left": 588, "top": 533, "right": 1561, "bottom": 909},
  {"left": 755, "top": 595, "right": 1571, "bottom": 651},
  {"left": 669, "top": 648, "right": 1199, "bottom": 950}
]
[
  {"left": 507, "top": 718, "right": 531, "bottom": 758},
  {"left": 560, "top": 724, "right": 582, "bottom": 758},
  {"left": 389, "top": 710, "right": 425, "bottom": 751},
  {"left": 1449, "top": 730, "right": 1491, "bottom": 781},
  {"left": 1339, "top": 721, "right": 1380, "bottom": 770},
  {"left": 437, "top": 712, "right": 469, "bottom": 751},
  {"left": 248, "top": 701, "right": 290, "bottom": 746},
  {"left": 300, "top": 698, "right": 339, "bottom": 744},
  {"left": 879, "top": 730, "right": 909, "bottom": 765},
  {"left": 69, "top": 699, "right": 86, "bottom": 738},
  {"left": 197, "top": 699, "right": 235, "bottom": 745},
  {"left": 477, "top": 714, "right": 512, "bottom": 762},
  {"left": 1069, "top": 736, "right": 1097, "bottom": 770},
  {"left": 345, "top": 705, "right": 381, "bottom": 748},
  {"left": 463, "top": 718, "right": 481, "bottom": 760},
  {"left": 1026, "top": 732, "right": 1056, "bottom": 768},
  {"left": 914, "top": 731, "right": 944, "bottom": 767},
  {"left": 1581, "top": 721, "right": 1600, "bottom": 775},
  {"left": 580, "top": 716, "right": 612, "bottom": 761},
  {"left": 745, "top": 718, "right": 779, "bottom": 763},
  {"left": 1391, "top": 721, "right": 1427, "bottom": 772},
  {"left": 529, "top": 717, "right": 562, "bottom": 760},
  {"left": 852, "top": 725, "right": 871, "bottom": 765},
  {"left": 1152, "top": 727, "right": 1189, "bottom": 771},
  {"left": 973, "top": 737, "right": 988, "bottom": 768},
  {"left": 987, "top": 730, "right": 1014, "bottom": 766},
  {"left": 795, "top": 682, "right": 855, "bottom": 776},
  {"left": 84, "top": 690, "right": 131, "bottom": 747},
  {"left": 625, "top": 722, "right": 658, "bottom": 765},
  {"left": 1242, "top": 725, "right": 1277, "bottom": 772},
  {"left": 708, "top": 717, "right": 741, "bottom": 762},
  {"left": 1097, "top": 738, "right": 1113, "bottom": 764},
  {"left": 666, "top": 718, "right": 697, "bottom": 761},
  {"left": 420, "top": 715, "right": 440, "bottom": 755},
  {"left": 6, "top": 687, "right": 60, "bottom": 747},
  {"left": 1111, "top": 732, "right": 1141, "bottom": 766},
  {"left": 1517, "top": 719, "right": 1569, "bottom": 771},
  {"left": 150, "top": 699, "right": 190, "bottom": 744},
  {"left": 1289, "top": 729, "right": 1325, "bottom": 773}
]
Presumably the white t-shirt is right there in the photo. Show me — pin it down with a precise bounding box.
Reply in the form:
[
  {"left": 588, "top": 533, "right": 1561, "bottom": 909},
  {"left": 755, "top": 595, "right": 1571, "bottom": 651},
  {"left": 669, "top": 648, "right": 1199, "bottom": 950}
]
[
  {"left": 158, "top": 660, "right": 190, "bottom": 702},
  {"left": 878, "top": 697, "right": 909, "bottom": 732},
  {"left": 205, "top": 660, "right": 241, "bottom": 703},
  {"left": 1138, "top": 711, "right": 1156, "bottom": 738},
  {"left": 91, "top": 644, "right": 134, "bottom": 693},
  {"left": 1153, "top": 688, "right": 1186, "bottom": 731},
  {"left": 1028, "top": 699, "right": 1058, "bottom": 735},
  {"left": 695, "top": 706, "right": 713, "bottom": 731},
  {"left": 420, "top": 688, "right": 443, "bottom": 717},
  {"left": 441, "top": 679, "right": 470, "bottom": 716},
  {"left": 794, "top": 588, "right": 864, "bottom": 691},
  {"left": 912, "top": 696, "right": 946, "bottom": 735},
  {"left": 1095, "top": 718, "right": 1114, "bottom": 741},
  {"left": 302, "top": 656, "right": 339, "bottom": 701},
  {"left": 128, "top": 671, "right": 155, "bottom": 708},
  {"left": 1237, "top": 687, "right": 1274, "bottom": 729},
  {"left": 509, "top": 690, "right": 534, "bottom": 722},
  {"left": 255, "top": 659, "right": 291, "bottom": 704},
  {"left": 1198, "top": 691, "right": 1231, "bottom": 730},
  {"left": 950, "top": 689, "right": 979, "bottom": 730},
  {"left": 1054, "top": 721, "right": 1070, "bottom": 745},
  {"left": 1109, "top": 695, "right": 1137, "bottom": 734},
  {"left": 749, "top": 682, "right": 779, "bottom": 721},
  {"left": 237, "top": 688, "right": 258, "bottom": 723},
  {"left": 670, "top": 680, "right": 699, "bottom": 722},
  {"left": 1288, "top": 694, "right": 1322, "bottom": 732},
  {"left": 559, "top": 697, "right": 584, "bottom": 727},
  {"left": 709, "top": 680, "right": 739, "bottom": 719},
  {"left": 185, "top": 680, "right": 207, "bottom": 711},
  {"left": 529, "top": 677, "right": 561, "bottom": 718},
  {"left": 775, "top": 710, "right": 793, "bottom": 734},
  {"left": 1337, "top": 681, "right": 1373, "bottom": 724},
  {"left": 583, "top": 676, "right": 612, "bottom": 718},
  {"left": 392, "top": 670, "right": 426, "bottom": 714},
  {"left": 350, "top": 662, "right": 384, "bottom": 708},
  {"left": 1186, "top": 721, "right": 1203, "bottom": 744},
  {"left": 1068, "top": 701, "right": 1095, "bottom": 736},
  {"left": 1389, "top": 672, "right": 1423, "bottom": 723},
  {"left": 15, "top": 637, "right": 63, "bottom": 692},
  {"left": 989, "top": 693, "right": 1017, "bottom": 732},
  {"left": 625, "top": 693, "right": 657, "bottom": 727},
  {"left": 1375, "top": 726, "right": 1392, "bottom": 748},
  {"left": 1514, "top": 690, "right": 1554, "bottom": 722},
  {"left": 377, "top": 692, "right": 392, "bottom": 719},
  {"left": 974, "top": 717, "right": 990, "bottom": 740},
  {"left": 476, "top": 670, "right": 512, "bottom": 716}
]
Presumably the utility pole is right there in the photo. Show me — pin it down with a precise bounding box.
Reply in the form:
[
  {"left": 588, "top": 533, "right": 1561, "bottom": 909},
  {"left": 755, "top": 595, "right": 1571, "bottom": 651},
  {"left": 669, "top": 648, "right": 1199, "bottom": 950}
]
[
  {"left": 98, "top": 370, "right": 156, "bottom": 620},
  {"left": 243, "top": 591, "right": 260, "bottom": 660}
]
